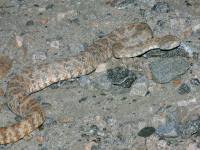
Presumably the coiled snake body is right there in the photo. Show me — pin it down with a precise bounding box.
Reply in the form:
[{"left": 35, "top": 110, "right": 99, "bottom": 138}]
[{"left": 0, "top": 23, "right": 180, "bottom": 144}]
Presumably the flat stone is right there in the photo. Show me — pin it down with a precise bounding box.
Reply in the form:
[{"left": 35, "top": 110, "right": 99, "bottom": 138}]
[
  {"left": 129, "top": 75, "right": 149, "bottom": 96},
  {"left": 150, "top": 57, "right": 190, "bottom": 83}
]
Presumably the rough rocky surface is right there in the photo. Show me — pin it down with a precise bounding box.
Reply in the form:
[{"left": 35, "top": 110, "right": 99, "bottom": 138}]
[
  {"left": 0, "top": 0, "right": 199, "bottom": 149},
  {"left": 150, "top": 57, "right": 190, "bottom": 83}
]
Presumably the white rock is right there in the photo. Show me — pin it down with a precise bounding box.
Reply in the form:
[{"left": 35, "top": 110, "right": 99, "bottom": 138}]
[
  {"left": 129, "top": 76, "right": 149, "bottom": 96},
  {"left": 32, "top": 51, "right": 47, "bottom": 63},
  {"left": 50, "top": 40, "right": 60, "bottom": 49}
]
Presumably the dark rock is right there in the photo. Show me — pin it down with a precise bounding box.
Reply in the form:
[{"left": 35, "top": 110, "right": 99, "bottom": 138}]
[
  {"left": 78, "top": 97, "right": 88, "bottom": 103},
  {"left": 26, "top": 20, "right": 34, "bottom": 26},
  {"left": 89, "top": 125, "right": 100, "bottom": 136},
  {"left": 156, "top": 20, "right": 166, "bottom": 27},
  {"left": 185, "top": 0, "right": 192, "bottom": 6},
  {"left": 69, "top": 18, "right": 80, "bottom": 25},
  {"left": 15, "top": 115, "right": 23, "bottom": 122},
  {"left": 190, "top": 78, "right": 200, "bottom": 86},
  {"left": 107, "top": 67, "right": 137, "bottom": 88},
  {"left": 151, "top": 2, "right": 170, "bottom": 13},
  {"left": 46, "top": 4, "right": 54, "bottom": 10},
  {"left": 138, "top": 127, "right": 156, "bottom": 137},
  {"left": 33, "top": 4, "right": 39, "bottom": 7},
  {"left": 178, "top": 83, "right": 191, "bottom": 95}
]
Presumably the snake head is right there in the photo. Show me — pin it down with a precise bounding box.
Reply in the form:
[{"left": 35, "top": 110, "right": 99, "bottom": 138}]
[{"left": 158, "top": 35, "right": 181, "bottom": 50}]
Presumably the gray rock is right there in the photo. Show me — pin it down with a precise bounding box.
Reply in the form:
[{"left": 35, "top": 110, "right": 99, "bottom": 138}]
[
  {"left": 150, "top": 57, "right": 190, "bottom": 83},
  {"left": 93, "top": 72, "right": 112, "bottom": 90},
  {"left": 156, "top": 121, "right": 179, "bottom": 138},
  {"left": 79, "top": 75, "right": 92, "bottom": 87},
  {"left": 177, "top": 83, "right": 191, "bottom": 95},
  {"left": 129, "top": 75, "right": 149, "bottom": 96}
]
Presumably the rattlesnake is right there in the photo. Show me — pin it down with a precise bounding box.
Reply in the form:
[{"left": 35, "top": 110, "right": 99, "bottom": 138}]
[{"left": 0, "top": 23, "right": 180, "bottom": 144}]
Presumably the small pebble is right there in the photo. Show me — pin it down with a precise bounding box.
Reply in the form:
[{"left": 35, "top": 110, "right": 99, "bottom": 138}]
[
  {"left": 89, "top": 125, "right": 99, "bottom": 135},
  {"left": 57, "top": 116, "right": 74, "bottom": 124},
  {"left": 84, "top": 142, "right": 97, "bottom": 150},
  {"left": 178, "top": 83, "right": 191, "bottom": 95},
  {"left": 151, "top": 2, "right": 170, "bottom": 13},
  {"left": 15, "top": 35, "right": 23, "bottom": 48},
  {"left": 57, "top": 13, "right": 67, "bottom": 22},
  {"left": 38, "top": 18, "right": 48, "bottom": 25},
  {"left": 137, "top": 127, "right": 155, "bottom": 138},
  {"left": 32, "top": 51, "right": 47, "bottom": 63},
  {"left": 49, "top": 40, "right": 60, "bottom": 49},
  {"left": 190, "top": 78, "right": 200, "bottom": 86},
  {"left": 35, "top": 136, "right": 46, "bottom": 145},
  {"left": 26, "top": 20, "right": 34, "bottom": 26},
  {"left": 15, "top": 115, "right": 23, "bottom": 122},
  {"left": 46, "top": 4, "right": 54, "bottom": 10},
  {"left": 79, "top": 97, "right": 88, "bottom": 103}
]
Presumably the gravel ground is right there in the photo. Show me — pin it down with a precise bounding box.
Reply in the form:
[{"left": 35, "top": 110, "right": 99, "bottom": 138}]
[{"left": 0, "top": 0, "right": 200, "bottom": 149}]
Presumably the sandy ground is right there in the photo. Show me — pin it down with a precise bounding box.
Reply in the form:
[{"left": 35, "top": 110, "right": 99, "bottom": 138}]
[{"left": 0, "top": 0, "right": 200, "bottom": 149}]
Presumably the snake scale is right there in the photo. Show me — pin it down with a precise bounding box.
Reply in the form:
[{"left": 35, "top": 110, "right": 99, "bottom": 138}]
[{"left": 0, "top": 23, "right": 180, "bottom": 144}]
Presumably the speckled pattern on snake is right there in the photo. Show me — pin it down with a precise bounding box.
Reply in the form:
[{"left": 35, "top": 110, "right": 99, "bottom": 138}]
[{"left": 0, "top": 23, "right": 180, "bottom": 144}]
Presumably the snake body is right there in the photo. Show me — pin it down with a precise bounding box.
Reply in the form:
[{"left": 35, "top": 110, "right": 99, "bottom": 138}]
[{"left": 0, "top": 23, "right": 180, "bottom": 144}]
